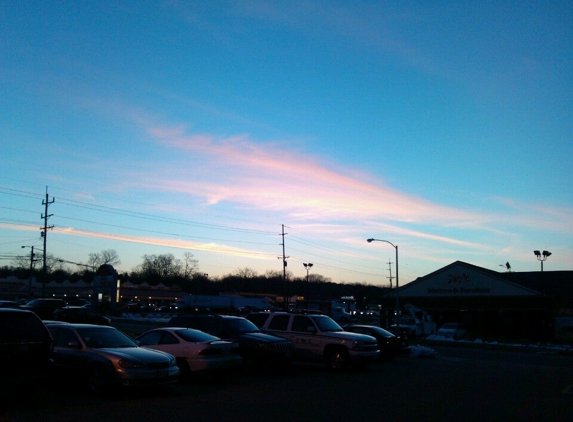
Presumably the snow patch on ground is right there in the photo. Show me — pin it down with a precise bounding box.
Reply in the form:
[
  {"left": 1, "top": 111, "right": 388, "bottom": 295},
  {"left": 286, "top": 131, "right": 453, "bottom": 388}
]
[
  {"left": 425, "top": 334, "right": 573, "bottom": 353},
  {"left": 409, "top": 345, "right": 439, "bottom": 358}
]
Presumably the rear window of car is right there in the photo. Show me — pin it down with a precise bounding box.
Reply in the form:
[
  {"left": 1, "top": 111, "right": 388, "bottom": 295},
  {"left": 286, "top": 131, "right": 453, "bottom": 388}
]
[
  {"left": 246, "top": 313, "right": 269, "bottom": 328},
  {"left": 175, "top": 329, "right": 219, "bottom": 342},
  {"left": 169, "top": 316, "right": 219, "bottom": 334}
]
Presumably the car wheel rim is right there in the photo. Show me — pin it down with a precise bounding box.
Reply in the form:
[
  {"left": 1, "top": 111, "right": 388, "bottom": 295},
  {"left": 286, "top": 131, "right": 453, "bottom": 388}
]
[{"left": 327, "top": 351, "right": 348, "bottom": 370}]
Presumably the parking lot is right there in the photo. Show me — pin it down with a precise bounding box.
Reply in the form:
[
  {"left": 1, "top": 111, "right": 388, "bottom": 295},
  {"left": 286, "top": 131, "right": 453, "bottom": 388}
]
[{"left": 3, "top": 342, "right": 573, "bottom": 422}]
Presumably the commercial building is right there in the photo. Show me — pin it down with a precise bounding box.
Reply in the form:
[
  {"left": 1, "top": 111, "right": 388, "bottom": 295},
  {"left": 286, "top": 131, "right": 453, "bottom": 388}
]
[{"left": 382, "top": 261, "right": 573, "bottom": 342}]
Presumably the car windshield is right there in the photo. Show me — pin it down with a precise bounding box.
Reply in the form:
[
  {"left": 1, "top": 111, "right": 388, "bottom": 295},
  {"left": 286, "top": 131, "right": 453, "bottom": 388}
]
[
  {"left": 225, "top": 318, "right": 260, "bottom": 334},
  {"left": 175, "top": 329, "right": 220, "bottom": 342},
  {"left": 368, "top": 326, "right": 394, "bottom": 338},
  {"left": 77, "top": 327, "right": 138, "bottom": 348},
  {"left": 311, "top": 315, "right": 343, "bottom": 332}
]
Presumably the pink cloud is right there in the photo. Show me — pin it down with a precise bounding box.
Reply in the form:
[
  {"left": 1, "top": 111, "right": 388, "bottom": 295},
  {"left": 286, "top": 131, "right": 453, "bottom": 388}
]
[
  {"left": 53, "top": 227, "right": 272, "bottom": 260},
  {"left": 145, "top": 126, "right": 477, "bottom": 225}
]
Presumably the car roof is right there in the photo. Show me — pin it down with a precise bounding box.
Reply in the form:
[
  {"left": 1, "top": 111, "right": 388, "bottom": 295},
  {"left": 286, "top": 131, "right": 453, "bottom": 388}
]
[
  {"left": 0, "top": 307, "right": 35, "bottom": 314},
  {"left": 58, "top": 306, "right": 88, "bottom": 310},
  {"left": 252, "top": 311, "right": 325, "bottom": 316},
  {"left": 148, "top": 327, "right": 201, "bottom": 332},
  {"left": 50, "top": 323, "right": 113, "bottom": 329}
]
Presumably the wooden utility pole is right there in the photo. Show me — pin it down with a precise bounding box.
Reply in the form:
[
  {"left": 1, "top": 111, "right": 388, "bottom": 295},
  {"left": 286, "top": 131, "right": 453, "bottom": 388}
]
[
  {"left": 387, "top": 259, "right": 394, "bottom": 288},
  {"left": 281, "top": 224, "right": 288, "bottom": 309},
  {"left": 40, "top": 187, "right": 54, "bottom": 298}
]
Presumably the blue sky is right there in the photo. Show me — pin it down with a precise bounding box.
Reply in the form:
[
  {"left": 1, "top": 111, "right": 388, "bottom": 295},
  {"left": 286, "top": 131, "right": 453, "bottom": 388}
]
[{"left": 1, "top": 1, "right": 571, "bottom": 286}]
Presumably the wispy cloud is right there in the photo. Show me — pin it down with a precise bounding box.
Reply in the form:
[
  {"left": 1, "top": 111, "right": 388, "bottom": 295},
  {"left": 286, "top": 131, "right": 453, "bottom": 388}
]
[
  {"left": 144, "top": 125, "right": 482, "bottom": 226},
  {"left": 138, "top": 121, "right": 573, "bottom": 250},
  {"left": 0, "top": 223, "right": 272, "bottom": 260}
]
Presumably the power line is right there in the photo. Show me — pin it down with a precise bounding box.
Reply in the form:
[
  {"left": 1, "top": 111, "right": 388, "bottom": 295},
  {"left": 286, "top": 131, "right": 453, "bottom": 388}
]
[{"left": 1, "top": 184, "right": 393, "bottom": 282}]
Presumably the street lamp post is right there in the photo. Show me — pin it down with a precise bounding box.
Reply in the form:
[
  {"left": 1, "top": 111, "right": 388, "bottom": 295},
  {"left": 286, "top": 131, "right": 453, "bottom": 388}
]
[
  {"left": 367, "top": 238, "right": 399, "bottom": 332},
  {"left": 533, "top": 250, "right": 551, "bottom": 272},
  {"left": 303, "top": 263, "right": 313, "bottom": 309}
]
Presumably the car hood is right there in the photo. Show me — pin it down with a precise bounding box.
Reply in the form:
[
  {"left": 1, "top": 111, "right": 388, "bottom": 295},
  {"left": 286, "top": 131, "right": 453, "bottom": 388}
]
[
  {"left": 324, "top": 331, "right": 377, "bottom": 343},
  {"left": 97, "top": 347, "right": 173, "bottom": 362}
]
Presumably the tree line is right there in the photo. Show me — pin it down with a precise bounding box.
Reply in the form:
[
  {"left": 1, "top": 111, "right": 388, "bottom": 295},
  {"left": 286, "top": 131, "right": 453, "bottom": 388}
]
[{"left": 4, "top": 249, "right": 388, "bottom": 307}]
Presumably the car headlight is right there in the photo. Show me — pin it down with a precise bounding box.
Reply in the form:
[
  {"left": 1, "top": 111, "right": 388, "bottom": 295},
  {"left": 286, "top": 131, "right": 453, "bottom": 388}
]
[{"left": 118, "top": 359, "right": 146, "bottom": 369}]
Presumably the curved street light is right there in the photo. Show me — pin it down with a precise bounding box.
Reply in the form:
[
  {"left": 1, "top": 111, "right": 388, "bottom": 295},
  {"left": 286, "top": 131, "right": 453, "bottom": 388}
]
[{"left": 367, "top": 238, "right": 399, "bottom": 331}]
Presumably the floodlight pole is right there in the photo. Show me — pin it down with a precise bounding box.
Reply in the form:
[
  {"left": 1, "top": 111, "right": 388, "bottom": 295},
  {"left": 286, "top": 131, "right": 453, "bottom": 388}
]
[
  {"left": 533, "top": 250, "right": 551, "bottom": 272},
  {"left": 303, "top": 263, "right": 313, "bottom": 309}
]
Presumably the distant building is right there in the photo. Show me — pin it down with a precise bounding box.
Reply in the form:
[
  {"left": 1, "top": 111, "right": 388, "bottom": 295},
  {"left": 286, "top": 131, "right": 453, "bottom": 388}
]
[{"left": 381, "top": 261, "right": 573, "bottom": 342}]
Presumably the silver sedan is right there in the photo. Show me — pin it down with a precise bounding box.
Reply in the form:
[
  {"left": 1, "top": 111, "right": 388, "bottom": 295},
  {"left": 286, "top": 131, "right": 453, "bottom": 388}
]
[
  {"left": 136, "top": 327, "right": 243, "bottom": 376},
  {"left": 46, "top": 323, "right": 180, "bottom": 394}
]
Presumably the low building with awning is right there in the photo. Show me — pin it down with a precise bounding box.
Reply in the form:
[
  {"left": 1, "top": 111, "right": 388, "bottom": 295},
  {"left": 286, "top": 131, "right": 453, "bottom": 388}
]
[{"left": 382, "top": 261, "right": 573, "bottom": 342}]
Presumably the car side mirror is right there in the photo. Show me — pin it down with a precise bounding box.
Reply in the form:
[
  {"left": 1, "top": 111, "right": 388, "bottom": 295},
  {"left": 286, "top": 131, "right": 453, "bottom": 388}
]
[
  {"left": 306, "top": 326, "right": 316, "bottom": 333},
  {"left": 66, "top": 341, "right": 82, "bottom": 349}
]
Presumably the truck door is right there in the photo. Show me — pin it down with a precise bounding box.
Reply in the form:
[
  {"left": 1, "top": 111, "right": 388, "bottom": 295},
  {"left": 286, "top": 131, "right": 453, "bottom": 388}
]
[{"left": 290, "top": 315, "right": 323, "bottom": 360}]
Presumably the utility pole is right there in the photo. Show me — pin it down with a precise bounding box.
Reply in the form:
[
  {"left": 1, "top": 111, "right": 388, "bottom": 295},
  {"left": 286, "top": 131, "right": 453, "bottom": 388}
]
[
  {"left": 40, "top": 187, "right": 54, "bottom": 298},
  {"left": 281, "top": 224, "right": 288, "bottom": 310},
  {"left": 386, "top": 259, "right": 394, "bottom": 288}
]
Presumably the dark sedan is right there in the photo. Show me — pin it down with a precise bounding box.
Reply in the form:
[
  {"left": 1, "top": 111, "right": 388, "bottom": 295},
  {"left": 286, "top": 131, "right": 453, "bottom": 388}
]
[
  {"left": 343, "top": 324, "right": 410, "bottom": 361},
  {"left": 53, "top": 306, "right": 111, "bottom": 325}
]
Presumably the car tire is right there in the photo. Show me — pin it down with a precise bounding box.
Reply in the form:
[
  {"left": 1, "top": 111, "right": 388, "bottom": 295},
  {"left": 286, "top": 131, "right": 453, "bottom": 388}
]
[
  {"left": 382, "top": 353, "right": 395, "bottom": 362},
  {"left": 176, "top": 358, "right": 192, "bottom": 380},
  {"left": 325, "top": 347, "right": 349, "bottom": 371},
  {"left": 88, "top": 365, "right": 111, "bottom": 395}
]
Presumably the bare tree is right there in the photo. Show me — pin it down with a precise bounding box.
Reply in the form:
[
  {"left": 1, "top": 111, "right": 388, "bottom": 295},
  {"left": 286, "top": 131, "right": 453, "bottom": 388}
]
[
  {"left": 136, "top": 254, "right": 183, "bottom": 280},
  {"left": 87, "top": 249, "right": 121, "bottom": 271},
  {"left": 264, "top": 269, "right": 282, "bottom": 278},
  {"left": 12, "top": 252, "right": 63, "bottom": 273},
  {"left": 10, "top": 254, "right": 31, "bottom": 270},
  {"left": 182, "top": 252, "right": 199, "bottom": 279},
  {"left": 233, "top": 267, "right": 258, "bottom": 279},
  {"left": 310, "top": 274, "right": 331, "bottom": 283}
]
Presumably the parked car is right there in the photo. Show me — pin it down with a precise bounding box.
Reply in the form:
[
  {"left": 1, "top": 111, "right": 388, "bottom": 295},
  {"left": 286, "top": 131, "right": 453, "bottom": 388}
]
[
  {"left": 0, "top": 300, "right": 22, "bottom": 309},
  {"left": 168, "top": 314, "right": 293, "bottom": 367},
  {"left": 437, "top": 323, "right": 467, "bottom": 340},
  {"left": 0, "top": 309, "right": 53, "bottom": 393},
  {"left": 65, "top": 298, "right": 92, "bottom": 307},
  {"left": 53, "top": 306, "right": 111, "bottom": 325},
  {"left": 343, "top": 324, "right": 410, "bottom": 361},
  {"left": 247, "top": 312, "right": 380, "bottom": 370},
  {"left": 45, "top": 323, "right": 179, "bottom": 394},
  {"left": 135, "top": 328, "right": 243, "bottom": 377},
  {"left": 21, "top": 298, "right": 67, "bottom": 319}
]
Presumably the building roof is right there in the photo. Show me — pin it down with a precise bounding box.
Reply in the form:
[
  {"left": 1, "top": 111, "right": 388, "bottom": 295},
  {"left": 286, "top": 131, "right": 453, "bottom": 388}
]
[{"left": 388, "top": 261, "right": 572, "bottom": 300}]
